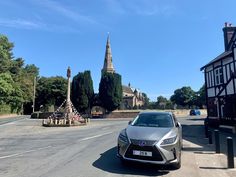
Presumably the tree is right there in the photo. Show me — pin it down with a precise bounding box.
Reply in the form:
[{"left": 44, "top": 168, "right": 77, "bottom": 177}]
[
  {"left": 20, "top": 64, "right": 39, "bottom": 103},
  {"left": 157, "top": 96, "right": 168, "bottom": 109},
  {"left": 170, "top": 86, "right": 196, "bottom": 108},
  {"left": 0, "top": 73, "right": 24, "bottom": 113},
  {"left": 35, "top": 76, "right": 67, "bottom": 111},
  {"left": 99, "top": 72, "right": 122, "bottom": 112},
  {"left": 83, "top": 71, "right": 94, "bottom": 109},
  {"left": 141, "top": 93, "right": 150, "bottom": 109},
  {"left": 192, "top": 84, "right": 206, "bottom": 108},
  {"left": 147, "top": 101, "right": 158, "bottom": 109},
  {"left": 71, "top": 70, "right": 94, "bottom": 113},
  {"left": 0, "top": 34, "right": 39, "bottom": 114},
  {"left": 198, "top": 84, "right": 206, "bottom": 107},
  {"left": 0, "top": 35, "right": 14, "bottom": 73}
]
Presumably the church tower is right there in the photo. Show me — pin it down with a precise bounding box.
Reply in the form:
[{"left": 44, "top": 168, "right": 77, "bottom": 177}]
[{"left": 102, "top": 34, "right": 115, "bottom": 74}]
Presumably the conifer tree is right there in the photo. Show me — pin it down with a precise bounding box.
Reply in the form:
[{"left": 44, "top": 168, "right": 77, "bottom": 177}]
[{"left": 99, "top": 72, "right": 122, "bottom": 112}]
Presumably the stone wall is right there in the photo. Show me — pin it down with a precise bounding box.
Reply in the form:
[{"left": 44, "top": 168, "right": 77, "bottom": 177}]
[
  {"left": 31, "top": 109, "right": 207, "bottom": 119},
  {"left": 104, "top": 109, "right": 207, "bottom": 118},
  {"left": 104, "top": 111, "right": 139, "bottom": 118}
]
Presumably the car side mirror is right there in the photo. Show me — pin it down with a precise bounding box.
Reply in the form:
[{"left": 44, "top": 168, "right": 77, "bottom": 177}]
[
  {"left": 176, "top": 122, "right": 180, "bottom": 127},
  {"left": 128, "top": 120, "right": 132, "bottom": 125}
]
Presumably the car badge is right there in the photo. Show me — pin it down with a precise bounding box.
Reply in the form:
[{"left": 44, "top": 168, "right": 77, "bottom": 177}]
[{"left": 138, "top": 141, "right": 147, "bottom": 147}]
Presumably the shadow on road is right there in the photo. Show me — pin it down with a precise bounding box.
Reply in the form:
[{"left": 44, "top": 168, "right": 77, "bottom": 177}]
[
  {"left": 199, "top": 167, "right": 228, "bottom": 170},
  {"left": 187, "top": 118, "right": 205, "bottom": 121},
  {"left": 92, "top": 147, "right": 170, "bottom": 176},
  {"left": 181, "top": 123, "right": 212, "bottom": 152}
]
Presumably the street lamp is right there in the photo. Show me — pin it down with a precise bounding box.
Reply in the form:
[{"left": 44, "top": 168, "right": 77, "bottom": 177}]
[{"left": 32, "top": 77, "right": 36, "bottom": 113}]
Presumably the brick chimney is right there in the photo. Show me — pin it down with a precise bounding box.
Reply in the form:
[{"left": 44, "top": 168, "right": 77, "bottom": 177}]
[{"left": 223, "top": 22, "right": 236, "bottom": 51}]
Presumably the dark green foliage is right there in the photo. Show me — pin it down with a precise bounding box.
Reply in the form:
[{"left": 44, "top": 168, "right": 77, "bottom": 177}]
[
  {"left": 0, "top": 73, "right": 24, "bottom": 113},
  {"left": 92, "top": 93, "right": 102, "bottom": 106},
  {"left": 192, "top": 84, "right": 206, "bottom": 108},
  {"left": 99, "top": 72, "right": 122, "bottom": 112},
  {"left": 198, "top": 84, "right": 206, "bottom": 106},
  {"left": 157, "top": 96, "right": 168, "bottom": 109},
  {"left": 141, "top": 93, "right": 150, "bottom": 109},
  {"left": 0, "top": 35, "right": 14, "bottom": 73},
  {"left": 170, "top": 86, "right": 195, "bottom": 108},
  {"left": 170, "top": 85, "right": 206, "bottom": 108},
  {"left": 155, "top": 96, "right": 173, "bottom": 109},
  {"left": 35, "top": 76, "right": 67, "bottom": 111},
  {"left": 0, "top": 34, "right": 39, "bottom": 114},
  {"left": 71, "top": 70, "right": 94, "bottom": 113}
]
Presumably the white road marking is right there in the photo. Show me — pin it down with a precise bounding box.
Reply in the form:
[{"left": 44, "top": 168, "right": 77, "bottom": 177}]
[
  {"left": 0, "top": 117, "right": 27, "bottom": 127},
  {"left": 0, "top": 132, "right": 113, "bottom": 160},
  {"left": 80, "top": 132, "right": 113, "bottom": 141},
  {"left": 0, "top": 146, "right": 52, "bottom": 159}
]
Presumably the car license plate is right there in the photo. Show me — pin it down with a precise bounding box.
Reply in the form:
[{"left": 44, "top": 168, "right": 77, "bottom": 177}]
[{"left": 133, "top": 150, "right": 152, "bottom": 157}]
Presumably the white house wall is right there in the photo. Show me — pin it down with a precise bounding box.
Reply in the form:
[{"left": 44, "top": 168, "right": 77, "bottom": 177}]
[
  {"left": 215, "top": 87, "right": 219, "bottom": 96},
  {"left": 227, "top": 80, "right": 234, "bottom": 95},
  {"left": 207, "top": 88, "right": 215, "bottom": 97},
  {"left": 230, "top": 62, "right": 235, "bottom": 72},
  {"left": 223, "top": 66, "right": 227, "bottom": 83},
  {"left": 206, "top": 66, "right": 213, "bottom": 72},
  {"left": 226, "top": 65, "right": 231, "bottom": 80},
  {"left": 205, "top": 50, "right": 236, "bottom": 98},
  {"left": 220, "top": 90, "right": 226, "bottom": 96},
  {"left": 234, "top": 48, "right": 236, "bottom": 58},
  {"left": 222, "top": 57, "right": 233, "bottom": 65},
  {"left": 214, "top": 61, "right": 221, "bottom": 68}
]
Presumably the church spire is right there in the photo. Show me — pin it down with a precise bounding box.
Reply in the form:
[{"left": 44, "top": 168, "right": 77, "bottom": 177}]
[{"left": 102, "top": 33, "right": 115, "bottom": 74}]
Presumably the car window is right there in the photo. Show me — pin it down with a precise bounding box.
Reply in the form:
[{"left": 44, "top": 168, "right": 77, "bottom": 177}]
[{"left": 132, "top": 114, "right": 174, "bottom": 128}]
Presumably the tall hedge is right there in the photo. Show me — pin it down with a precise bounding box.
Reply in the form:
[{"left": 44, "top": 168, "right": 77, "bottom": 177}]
[
  {"left": 99, "top": 72, "right": 122, "bottom": 112},
  {"left": 71, "top": 70, "right": 94, "bottom": 113}
]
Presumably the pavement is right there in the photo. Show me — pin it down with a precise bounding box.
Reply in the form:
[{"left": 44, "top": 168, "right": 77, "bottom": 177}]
[
  {"left": 0, "top": 114, "right": 17, "bottom": 118},
  {"left": 0, "top": 115, "right": 235, "bottom": 177}
]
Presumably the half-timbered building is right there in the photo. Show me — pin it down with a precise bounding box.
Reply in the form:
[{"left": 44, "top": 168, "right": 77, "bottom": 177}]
[{"left": 201, "top": 23, "right": 236, "bottom": 126}]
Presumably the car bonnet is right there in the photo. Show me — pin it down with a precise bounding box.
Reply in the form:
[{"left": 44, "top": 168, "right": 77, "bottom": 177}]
[{"left": 126, "top": 125, "right": 172, "bottom": 142}]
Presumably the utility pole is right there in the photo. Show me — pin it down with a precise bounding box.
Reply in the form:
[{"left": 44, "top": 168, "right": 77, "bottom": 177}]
[{"left": 32, "top": 76, "right": 36, "bottom": 113}]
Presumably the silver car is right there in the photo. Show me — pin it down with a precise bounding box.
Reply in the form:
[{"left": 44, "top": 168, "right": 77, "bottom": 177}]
[{"left": 117, "top": 112, "right": 182, "bottom": 169}]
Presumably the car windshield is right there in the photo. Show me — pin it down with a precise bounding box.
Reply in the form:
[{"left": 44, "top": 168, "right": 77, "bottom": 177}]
[{"left": 132, "top": 113, "right": 174, "bottom": 128}]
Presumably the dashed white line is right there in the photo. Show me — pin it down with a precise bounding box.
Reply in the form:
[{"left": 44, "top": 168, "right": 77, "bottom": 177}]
[
  {"left": 0, "top": 132, "right": 113, "bottom": 160},
  {"left": 80, "top": 132, "right": 113, "bottom": 141},
  {"left": 0, "top": 146, "right": 52, "bottom": 160},
  {"left": 0, "top": 118, "right": 27, "bottom": 127}
]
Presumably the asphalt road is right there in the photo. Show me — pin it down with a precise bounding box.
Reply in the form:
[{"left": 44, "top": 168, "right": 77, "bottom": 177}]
[
  {"left": 0, "top": 115, "right": 28, "bottom": 126},
  {"left": 0, "top": 116, "right": 235, "bottom": 177}
]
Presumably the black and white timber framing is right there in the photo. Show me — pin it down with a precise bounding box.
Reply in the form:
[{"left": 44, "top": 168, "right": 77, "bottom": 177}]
[{"left": 201, "top": 23, "right": 236, "bottom": 126}]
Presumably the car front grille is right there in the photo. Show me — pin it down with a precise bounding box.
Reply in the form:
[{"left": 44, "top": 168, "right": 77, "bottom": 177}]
[
  {"left": 125, "top": 144, "right": 163, "bottom": 161},
  {"left": 130, "top": 139, "right": 157, "bottom": 146}
]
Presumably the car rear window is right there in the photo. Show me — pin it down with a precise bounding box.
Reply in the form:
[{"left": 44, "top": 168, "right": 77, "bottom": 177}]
[{"left": 132, "top": 114, "right": 174, "bottom": 128}]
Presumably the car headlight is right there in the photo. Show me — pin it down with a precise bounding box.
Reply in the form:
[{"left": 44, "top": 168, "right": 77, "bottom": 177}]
[
  {"left": 161, "top": 136, "right": 177, "bottom": 145},
  {"left": 118, "top": 129, "right": 128, "bottom": 143}
]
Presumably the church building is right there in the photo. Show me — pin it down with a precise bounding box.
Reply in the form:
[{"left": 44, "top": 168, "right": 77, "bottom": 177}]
[
  {"left": 101, "top": 34, "right": 115, "bottom": 74},
  {"left": 101, "top": 34, "right": 145, "bottom": 109}
]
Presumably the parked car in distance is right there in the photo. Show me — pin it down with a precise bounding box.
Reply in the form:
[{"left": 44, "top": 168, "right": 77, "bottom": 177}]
[
  {"left": 189, "top": 109, "right": 201, "bottom": 116},
  {"left": 117, "top": 112, "right": 182, "bottom": 169}
]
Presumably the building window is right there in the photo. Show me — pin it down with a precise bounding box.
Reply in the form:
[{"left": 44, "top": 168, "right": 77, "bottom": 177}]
[{"left": 215, "top": 67, "right": 223, "bottom": 85}]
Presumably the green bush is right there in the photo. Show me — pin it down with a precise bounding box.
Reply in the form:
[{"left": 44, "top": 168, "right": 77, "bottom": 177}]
[{"left": 0, "top": 104, "right": 12, "bottom": 115}]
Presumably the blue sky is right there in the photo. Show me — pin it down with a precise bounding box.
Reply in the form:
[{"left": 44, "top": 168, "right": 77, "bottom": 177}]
[{"left": 0, "top": 0, "right": 235, "bottom": 101}]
